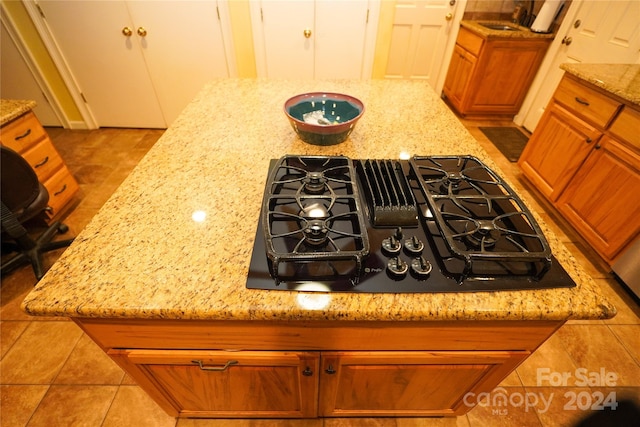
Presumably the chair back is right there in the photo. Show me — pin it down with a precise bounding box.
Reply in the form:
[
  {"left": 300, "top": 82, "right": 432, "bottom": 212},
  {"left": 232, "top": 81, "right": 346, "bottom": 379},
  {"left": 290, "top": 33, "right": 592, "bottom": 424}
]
[{"left": 1, "top": 146, "right": 42, "bottom": 217}]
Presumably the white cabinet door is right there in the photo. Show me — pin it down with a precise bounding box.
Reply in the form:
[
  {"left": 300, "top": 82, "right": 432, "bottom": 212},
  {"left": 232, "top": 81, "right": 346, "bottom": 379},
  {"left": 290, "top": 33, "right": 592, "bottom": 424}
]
[
  {"left": 37, "top": 0, "right": 232, "bottom": 128},
  {"left": 38, "top": 0, "right": 166, "bottom": 128},
  {"left": 126, "top": 1, "right": 231, "bottom": 124},
  {"left": 252, "top": 0, "right": 372, "bottom": 79}
]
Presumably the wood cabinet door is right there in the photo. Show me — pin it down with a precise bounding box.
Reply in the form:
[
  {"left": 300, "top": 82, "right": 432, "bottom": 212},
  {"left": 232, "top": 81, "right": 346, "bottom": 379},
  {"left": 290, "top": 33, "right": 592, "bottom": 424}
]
[
  {"left": 518, "top": 102, "right": 602, "bottom": 201},
  {"left": 110, "top": 349, "right": 319, "bottom": 418},
  {"left": 556, "top": 136, "right": 640, "bottom": 261},
  {"left": 443, "top": 44, "right": 476, "bottom": 110},
  {"left": 319, "top": 350, "right": 528, "bottom": 417}
]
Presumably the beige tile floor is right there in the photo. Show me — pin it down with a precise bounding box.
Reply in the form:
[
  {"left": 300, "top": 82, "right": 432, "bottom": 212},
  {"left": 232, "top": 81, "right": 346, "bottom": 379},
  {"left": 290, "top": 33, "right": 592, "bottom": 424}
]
[{"left": 1, "top": 123, "right": 639, "bottom": 427}]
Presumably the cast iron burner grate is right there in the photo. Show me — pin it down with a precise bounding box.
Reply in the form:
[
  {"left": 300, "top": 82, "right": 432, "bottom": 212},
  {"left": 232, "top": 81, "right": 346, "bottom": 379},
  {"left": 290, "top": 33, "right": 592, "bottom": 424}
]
[
  {"left": 410, "top": 155, "right": 552, "bottom": 280},
  {"left": 261, "top": 155, "right": 369, "bottom": 285}
]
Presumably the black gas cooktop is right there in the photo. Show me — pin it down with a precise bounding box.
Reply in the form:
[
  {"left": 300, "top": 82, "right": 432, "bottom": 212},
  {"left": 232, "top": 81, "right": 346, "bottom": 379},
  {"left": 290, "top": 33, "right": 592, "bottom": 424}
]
[{"left": 246, "top": 155, "right": 576, "bottom": 293}]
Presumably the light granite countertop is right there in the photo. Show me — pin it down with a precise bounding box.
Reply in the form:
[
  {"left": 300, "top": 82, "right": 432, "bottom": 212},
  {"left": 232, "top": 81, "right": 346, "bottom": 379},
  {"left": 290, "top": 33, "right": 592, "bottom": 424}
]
[
  {"left": 22, "top": 79, "right": 615, "bottom": 322},
  {"left": 561, "top": 63, "right": 640, "bottom": 106},
  {"left": 460, "top": 20, "right": 555, "bottom": 40},
  {"left": 0, "top": 99, "right": 36, "bottom": 126}
]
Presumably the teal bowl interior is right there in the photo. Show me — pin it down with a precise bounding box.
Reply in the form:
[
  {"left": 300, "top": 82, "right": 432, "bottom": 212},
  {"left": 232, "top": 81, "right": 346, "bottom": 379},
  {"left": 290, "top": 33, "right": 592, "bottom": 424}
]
[{"left": 284, "top": 93, "right": 364, "bottom": 145}]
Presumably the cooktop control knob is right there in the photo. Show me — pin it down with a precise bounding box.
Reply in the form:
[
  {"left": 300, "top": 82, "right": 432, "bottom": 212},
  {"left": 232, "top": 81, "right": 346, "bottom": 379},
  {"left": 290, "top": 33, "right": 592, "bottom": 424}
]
[
  {"left": 387, "top": 257, "right": 408, "bottom": 278},
  {"left": 382, "top": 233, "right": 402, "bottom": 255},
  {"left": 411, "top": 256, "right": 432, "bottom": 278},
  {"left": 404, "top": 235, "right": 424, "bottom": 254}
]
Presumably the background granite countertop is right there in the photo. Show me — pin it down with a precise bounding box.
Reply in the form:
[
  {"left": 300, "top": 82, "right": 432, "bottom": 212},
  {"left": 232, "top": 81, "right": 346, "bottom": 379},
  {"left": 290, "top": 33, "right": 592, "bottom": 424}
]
[
  {"left": 21, "top": 79, "right": 615, "bottom": 322},
  {"left": 0, "top": 99, "right": 36, "bottom": 126},
  {"left": 460, "top": 20, "right": 555, "bottom": 39},
  {"left": 560, "top": 63, "right": 640, "bottom": 106}
]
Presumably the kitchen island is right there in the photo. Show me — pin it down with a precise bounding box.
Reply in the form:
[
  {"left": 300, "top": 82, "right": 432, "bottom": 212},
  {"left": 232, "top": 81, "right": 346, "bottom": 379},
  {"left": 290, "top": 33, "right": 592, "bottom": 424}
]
[{"left": 22, "top": 79, "right": 615, "bottom": 418}]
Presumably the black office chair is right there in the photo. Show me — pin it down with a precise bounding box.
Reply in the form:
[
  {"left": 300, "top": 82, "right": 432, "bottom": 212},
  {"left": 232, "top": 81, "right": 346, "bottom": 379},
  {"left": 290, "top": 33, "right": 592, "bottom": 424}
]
[{"left": 1, "top": 145, "right": 74, "bottom": 281}]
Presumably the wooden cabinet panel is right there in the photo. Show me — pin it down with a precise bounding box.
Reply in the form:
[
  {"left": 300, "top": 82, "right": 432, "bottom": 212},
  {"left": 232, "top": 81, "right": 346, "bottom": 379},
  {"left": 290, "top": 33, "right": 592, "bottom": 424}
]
[
  {"left": 110, "top": 349, "right": 319, "bottom": 418},
  {"left": 609, "top": 106, "right": 640, "bottom": 150},
  {"left": 21, "top": 138, "right": 64, "bottom": 181},
  {"left": 319, "top": 351, "right": 528, "bottom": 417},
  {"left": 455, "top": 27, "right": 483, "bottom": 56},
  {"left": 42, "top": 165, "right": 79, "bottom": 220},
  {"left": 518, "top": 102, "right": 602, "bottom": 201},
  {"left": 557, "top": 136, "right": 640, "bottom": 261},
  {"left": 0, "top": 112, "right": 48, "bottom": 153},
  {"left": 554, "top": 75, "right": 622, "bottom": 128},
  {"left": 443, "top": 45, "right": 477, "bottom": 110}
]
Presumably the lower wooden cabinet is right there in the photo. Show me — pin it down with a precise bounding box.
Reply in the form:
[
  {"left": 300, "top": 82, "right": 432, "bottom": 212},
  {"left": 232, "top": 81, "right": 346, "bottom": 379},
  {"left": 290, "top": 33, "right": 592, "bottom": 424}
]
[
  {"left": 110, "top": 350, "right": 319, "bottom": 418},
  {"left": 556, "top": 136, "right": 640, "bottom": 260},
  {"left": 319, "top": 351, "right": 528, "bottom": 417}
]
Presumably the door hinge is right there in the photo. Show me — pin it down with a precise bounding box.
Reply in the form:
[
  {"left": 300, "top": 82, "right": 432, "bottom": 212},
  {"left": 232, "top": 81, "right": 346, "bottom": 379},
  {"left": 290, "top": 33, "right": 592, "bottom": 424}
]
[
  {"left": 216, "top": 5, "right": 220, "bottom": 20},
  {"left": 366, "top": 9, "right": 369, "bottom": 24},
  {"left": 80, "top": 93, "right": 88, "bottom": 103},
  {"left": 260, "top": 8, "right": 264, "bottom": 22},
  {"left": 36, "top": 3, "right": 46, "bottom": 19}
]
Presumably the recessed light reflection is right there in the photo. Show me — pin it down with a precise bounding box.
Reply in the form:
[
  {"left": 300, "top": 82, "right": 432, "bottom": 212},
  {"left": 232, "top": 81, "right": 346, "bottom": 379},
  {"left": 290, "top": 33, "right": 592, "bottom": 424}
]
[
  {"left": 399, "top": 151, "right": 411, "bottom": 160},
  {"left": 191, "top": 210, "right": 207, "bottom": 223},
  {"left": 295, "top": 283, "right": 332, "bottom": 310}
]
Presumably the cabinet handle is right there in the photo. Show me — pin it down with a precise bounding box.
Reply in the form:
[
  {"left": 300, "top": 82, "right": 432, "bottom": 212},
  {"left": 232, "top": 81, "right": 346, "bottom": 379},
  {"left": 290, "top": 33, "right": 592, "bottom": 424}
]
[
  {"left": 35, "top": 156, "right": 49, "bottom": 168},
  {"left": 575, "top": 97, "right": 590, "bottom": 106},
  {"left": 302, "top": 367, "right": 313, "bottom": 376},
  {"left": 137, "top": 27, "right": 147, "bottom": 37},
  {"left": 15, "top": 128, "right": 32, "bottom": 141},
  {"left": 122, "top": 27, "right": 132, "bottom": 37},
  {"left": 191, "top": 359, "right": 238, "bottom": 372},
  {"left": 595, "top": 143, "right": 602, "bottom": 149},
  {"left": 303, "top": 28, "right": 312, "bottom": 38},
  {"left": 586, "top": 137, "right": 592, "bottom": 143},
  {"left": 325, "top": 364, "right": 336, "bottom": 374},
  {"left": 53, "top": 184, "right": 67, "bottom": 196}
]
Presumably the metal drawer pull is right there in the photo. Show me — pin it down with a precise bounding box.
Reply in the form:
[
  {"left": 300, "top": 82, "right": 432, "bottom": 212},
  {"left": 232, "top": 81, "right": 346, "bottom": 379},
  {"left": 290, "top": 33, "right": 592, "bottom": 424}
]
[
  {"left": 325, "top": 364, "right": 336, "bottom": 374},
  {"left": 35, "top": 156, "right": 49, "bottom": 168},
  {"left": 575, "top": 97, "right": 590, "bottom": 106},
  {"left": 53, "top": 184, "right": 67, "bottom": 196},
  {"left": 192, "top": 359, "right": 238, "bottom": 371},
  {"left": 15, "top": 128, "right": 32, "bottom": 140}
]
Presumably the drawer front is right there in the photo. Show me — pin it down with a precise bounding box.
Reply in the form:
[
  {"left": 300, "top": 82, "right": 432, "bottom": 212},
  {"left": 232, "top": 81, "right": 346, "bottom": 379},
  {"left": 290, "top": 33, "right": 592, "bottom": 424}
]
[
  {"left": 0, "top": 112, "right": 48, "bottom": 153},
  {"left": 42, "top": 166, "right": 79, "bottom": 219},
  {"left": 22, "top": 138, "right": 65, "bottom": 182},
  {"left": 609, "top": 106, "right": 640, "bottom": 151},
  {"left": 554, "top": 76, "right": 622, "bottom": 128},
  {"left": 456, "top": 27, "right": 483, "bottom": 56}
]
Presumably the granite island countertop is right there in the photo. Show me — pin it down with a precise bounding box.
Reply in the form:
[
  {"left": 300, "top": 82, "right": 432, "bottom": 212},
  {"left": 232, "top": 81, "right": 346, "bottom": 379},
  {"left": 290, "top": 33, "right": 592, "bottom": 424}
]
[
  {"left": 21, "top": 79, "right": 615, "bottom": 322},
  {"left": 560, "top": 63, "right": 640, "bottom": 106},
  {"left": 460, "top": 20, "right": 555, "bottom": 40}
]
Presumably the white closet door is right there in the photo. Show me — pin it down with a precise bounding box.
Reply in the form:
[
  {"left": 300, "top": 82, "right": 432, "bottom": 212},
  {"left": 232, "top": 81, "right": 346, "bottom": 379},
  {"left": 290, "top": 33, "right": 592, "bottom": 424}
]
[
  {"left": 314, "top": 1, "right": 369, "bottom": 79},
  {"left": 126, "top": 1, "right": 231, "bottom": 125},
  {"left": 254, "top": 0, "right": 315, "bottom": 79},
  {"left": 37, "top": 0, "right": 166, "bottom": 128}
]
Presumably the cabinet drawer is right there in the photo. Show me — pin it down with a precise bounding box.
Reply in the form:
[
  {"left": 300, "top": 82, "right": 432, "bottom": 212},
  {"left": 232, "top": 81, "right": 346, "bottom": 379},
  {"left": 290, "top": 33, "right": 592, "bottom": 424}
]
[
  {"left": 42, "top": 166, "right": 79, "bottom": 219},
  {"left": 0, "top": 112, "right": 48, "bottom": 153},
  {"left": 609, "top": 106, "right": 640, "bottom": 151},
  {"left": 554, "top": 76, "right": 622, "bottom": 128},
  {"left": 456, "top": 27, "right": 483, "bottom": 56},
  {"left": 22, "top": 138, "right": 65, "bottom": 182}
]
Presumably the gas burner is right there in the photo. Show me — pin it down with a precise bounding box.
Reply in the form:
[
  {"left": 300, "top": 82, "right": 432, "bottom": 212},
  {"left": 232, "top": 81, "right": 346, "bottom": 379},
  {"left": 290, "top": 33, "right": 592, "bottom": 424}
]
[
  {"left": 303, "top": 172, "right": 328, "bottom": 194},
  {"left": 442, "top": 171, "right": 463, "bottom": 193},
  {"left": 302, "top": 219, "right": 330, "bottom": 246},
  {"left": 465, "top": 219, "right": 500, "bottom": 249}
]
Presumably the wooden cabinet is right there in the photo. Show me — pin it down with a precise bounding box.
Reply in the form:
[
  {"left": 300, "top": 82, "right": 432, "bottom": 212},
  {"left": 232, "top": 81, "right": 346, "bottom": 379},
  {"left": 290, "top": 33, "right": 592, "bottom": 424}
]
[
  {"left": 443, "top": 27, "right": 551, "bottom": 118},
  {"left": 319, "top": 350, "right": 527, "bottom": 417},
  {"left": 519, "top": 74, "right": 639, "bottom": 264},
  {"left": 78, "top": 318, "right": 558, "bottom": 418},
  {"left": 110, "top": 350, "right": 319, "bottom": 418},
  {"left": 0, "top": 110, "right": 78, "bottom": 222}
]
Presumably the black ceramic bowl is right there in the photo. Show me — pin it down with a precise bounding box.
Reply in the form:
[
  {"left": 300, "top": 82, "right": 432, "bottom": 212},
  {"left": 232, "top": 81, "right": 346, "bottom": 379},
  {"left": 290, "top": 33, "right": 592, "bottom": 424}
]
[{"left": 284, "top": 92, "right": 364, "bottom": 145}]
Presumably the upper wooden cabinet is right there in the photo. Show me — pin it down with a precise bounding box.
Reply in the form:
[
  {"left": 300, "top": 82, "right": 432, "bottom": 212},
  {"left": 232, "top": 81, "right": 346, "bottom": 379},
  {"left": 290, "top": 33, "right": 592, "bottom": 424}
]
[
  {"left": 443, "top": 27, "right": 551, "bottom": 118},
  {"left": 519, "top": 74, "right": 639, "bottom": 264}
]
